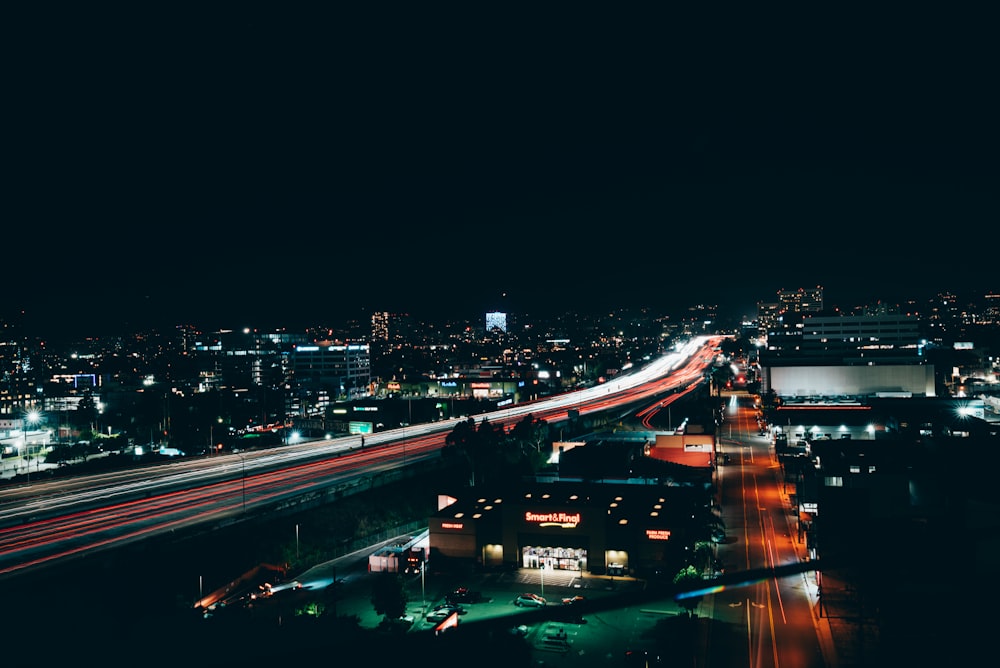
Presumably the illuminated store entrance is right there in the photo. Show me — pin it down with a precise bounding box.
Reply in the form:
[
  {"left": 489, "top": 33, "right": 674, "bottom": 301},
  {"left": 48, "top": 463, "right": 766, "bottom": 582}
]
[{"left": 522, "top": 545, "right": 587, "bottom": 572}]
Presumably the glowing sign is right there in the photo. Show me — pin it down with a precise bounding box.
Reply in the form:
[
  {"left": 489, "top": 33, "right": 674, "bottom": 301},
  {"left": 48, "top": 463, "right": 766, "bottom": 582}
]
[
  {"left": 645, "top": 529, "right": 672, "bottom": 541},
  {"left": 387, "top": 382, "right": 401, "bottom": 391},
  {"left": 524, "top": 511, "right": 581, "bottom": 528},
  {"left": 441, "top": 522, "right": 464, "bottom": 530},
  {"left": 434, "top": 611, "right": 459, "bottom": 635},
  {"left": 470, "top": 383, "right": 491, "bottom": 389},
  {"left": 348, "top": 421, "right": 373, "bottom": 434}
]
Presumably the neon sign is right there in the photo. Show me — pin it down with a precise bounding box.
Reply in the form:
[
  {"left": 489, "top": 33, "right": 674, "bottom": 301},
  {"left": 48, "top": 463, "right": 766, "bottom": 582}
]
[
  {"left": 441, "top": 522, "right": 464, "bottom": 530},
  {"left": 524, "top": 511, "right": 581, "bottom": 528},
  {"left": 645, "top": 529, "right": 672, "bottom": 541}
]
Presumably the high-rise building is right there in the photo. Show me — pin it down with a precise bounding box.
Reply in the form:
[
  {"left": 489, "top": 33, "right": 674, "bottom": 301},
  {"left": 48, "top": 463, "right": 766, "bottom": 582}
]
[
  {"left": 756, "top": 301, "right": 783, "bottom": 333},
  {"left": 371, "top": 312, "right": 389, "bottom": 344},
  {"left": 485, "top": 311, "right": 507, "bottom": 334},
  {"left": 291, "top": 342, "right": 371, "bottom": 402},
  {"left": 777, "top": 286, "right": 824, "bottom": 313}
]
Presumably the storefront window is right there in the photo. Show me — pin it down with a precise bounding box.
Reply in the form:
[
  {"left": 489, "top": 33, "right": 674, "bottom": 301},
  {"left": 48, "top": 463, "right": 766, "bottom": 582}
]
[{"left": 522, "top": 545, "right": 587, "bottom": 572}]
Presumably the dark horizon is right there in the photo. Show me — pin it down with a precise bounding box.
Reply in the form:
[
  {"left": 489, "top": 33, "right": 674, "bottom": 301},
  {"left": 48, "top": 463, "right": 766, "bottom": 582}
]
[{"left": 7, "top": 8, "right": 997, "bottom": 342}]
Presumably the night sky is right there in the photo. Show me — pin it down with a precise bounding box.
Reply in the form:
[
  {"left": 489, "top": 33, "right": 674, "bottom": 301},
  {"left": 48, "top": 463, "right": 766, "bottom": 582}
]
[{"left": 7, "top": 7, "right": 998, "bottom": 340}]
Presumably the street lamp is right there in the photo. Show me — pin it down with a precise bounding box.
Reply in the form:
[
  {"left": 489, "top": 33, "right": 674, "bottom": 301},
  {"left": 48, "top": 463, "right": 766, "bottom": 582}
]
[
  {"left": 235, "top": 452, "right": 246, "bottom": 513},
  {"left": 23, "top": 409, "right": 40, "bottom": 482}
]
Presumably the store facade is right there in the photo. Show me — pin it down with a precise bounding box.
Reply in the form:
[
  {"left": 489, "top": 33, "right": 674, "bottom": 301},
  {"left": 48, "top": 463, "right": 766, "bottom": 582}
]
[{"left": 429, "top": 482, "right": 709, "bottom": 577}]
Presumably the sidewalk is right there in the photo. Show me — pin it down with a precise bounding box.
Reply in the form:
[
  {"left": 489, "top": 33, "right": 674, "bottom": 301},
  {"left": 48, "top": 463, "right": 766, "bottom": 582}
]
[
  {"left": 777, "top": 479, "right": 842, "bottom": 667},
  {"left": 776, "top": 459, "right": 880, "bottom": 667}
]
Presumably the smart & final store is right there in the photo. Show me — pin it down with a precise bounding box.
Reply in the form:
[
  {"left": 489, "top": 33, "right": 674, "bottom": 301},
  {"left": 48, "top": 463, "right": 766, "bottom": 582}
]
[{"left": 428, "top": 482, "right": 711, "bottom": 578}]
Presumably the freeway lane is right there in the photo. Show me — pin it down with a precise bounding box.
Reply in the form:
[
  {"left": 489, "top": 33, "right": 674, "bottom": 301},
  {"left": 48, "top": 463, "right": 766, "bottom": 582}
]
[{"left": 0, "top": 336, "right": 725, "bottom": 581}]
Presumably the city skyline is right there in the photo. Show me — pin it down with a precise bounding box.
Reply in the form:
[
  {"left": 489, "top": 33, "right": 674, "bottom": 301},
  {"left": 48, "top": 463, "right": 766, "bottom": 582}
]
[{"left": 8, "top": 279, "right": 1000, "bottom": 344}]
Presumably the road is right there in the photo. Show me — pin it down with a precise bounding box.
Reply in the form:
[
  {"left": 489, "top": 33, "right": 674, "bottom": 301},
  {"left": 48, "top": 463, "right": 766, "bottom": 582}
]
[
  {"left": 0, "top": 336, "right": 725, "bottom": 581},
  {"left": 703, "top": 394, "right": 826, "bottom": 667}
]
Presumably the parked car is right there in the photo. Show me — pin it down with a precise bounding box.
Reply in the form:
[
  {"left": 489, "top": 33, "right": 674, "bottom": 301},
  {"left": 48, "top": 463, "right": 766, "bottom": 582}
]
[
  {"left": 561, "top": 595, "right": 585, "bottom": 605},
  {"left": 394, "top": 614, "right": 415, "bottom": 628},
  {"left": 433, "top": 602, "right": 467, "bottom": 615},
  {"left": 513, "top": 593, "right": 546, "bottom": 607},
  {"left": 426, "top": 608, "right": 460, "bottom": 622},
  {"left": 625, "top": 649, "right": 663, "bottom": 666},
  {"left": 446, "top": 587, "right": 482, "bottom": 604}
]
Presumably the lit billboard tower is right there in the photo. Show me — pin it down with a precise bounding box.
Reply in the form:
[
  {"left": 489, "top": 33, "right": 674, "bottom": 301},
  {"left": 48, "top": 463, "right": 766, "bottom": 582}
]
[{"left": 485, "top": 311, "right": 507, "bottom": 333}]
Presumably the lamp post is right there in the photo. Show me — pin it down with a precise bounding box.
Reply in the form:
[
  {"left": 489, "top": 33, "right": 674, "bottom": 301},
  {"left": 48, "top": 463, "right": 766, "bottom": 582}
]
[
  {"left": 23, "top": 410, "right": 40, "bottom": 482},
  {"left": 295, "top": 523, "right": 300, "bottom": 560},
  {"left": 235, "top": 452, "right": 246, "bottom": 513}
]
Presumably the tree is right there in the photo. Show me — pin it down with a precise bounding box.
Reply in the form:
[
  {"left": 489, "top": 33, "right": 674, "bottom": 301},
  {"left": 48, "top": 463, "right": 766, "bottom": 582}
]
[
  {"left": 72, "top": 391, "right": 98, "bottom": 432},
  {"left": 673, "top": 565, "right": 703, "bottom": 617},
  {"left": 692, "top": 541, "right": 715, "bottom": 576},
  {"left": 442, "top": 416, "right": 506, "bottom": 486},
  {"left": 370, "top": 572, "right": 408, "bottom": 622},
  {"left": 509, "top": 414, "right": 550, "bottom": 456},
  {"left": 43, "top": 443, "right": 74, "bottom": 466}
]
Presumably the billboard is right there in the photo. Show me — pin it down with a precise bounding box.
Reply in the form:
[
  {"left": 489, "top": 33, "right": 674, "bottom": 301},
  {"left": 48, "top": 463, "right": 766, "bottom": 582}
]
[{"left": 348, "top": 421, "right": 373, "bottom": 434}]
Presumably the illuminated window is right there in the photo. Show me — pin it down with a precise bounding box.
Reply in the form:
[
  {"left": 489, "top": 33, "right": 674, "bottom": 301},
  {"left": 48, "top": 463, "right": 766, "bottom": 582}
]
[{"left": 824, "top": 476, "right": 843, "bottom": 487}]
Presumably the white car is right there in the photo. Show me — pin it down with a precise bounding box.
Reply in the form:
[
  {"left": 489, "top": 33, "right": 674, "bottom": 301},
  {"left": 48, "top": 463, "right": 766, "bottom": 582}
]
[
  {"left": 426, "top": 607, "right": 461, "bottom": 622},
  {"left": 513, "top": 593, "right": 546, "bottom": 607}
]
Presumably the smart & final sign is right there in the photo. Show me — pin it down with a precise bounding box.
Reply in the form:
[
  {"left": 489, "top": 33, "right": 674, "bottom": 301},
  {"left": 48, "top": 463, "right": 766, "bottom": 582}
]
[{"left": 524, "top": 511, "right": 581, "bottom": 528}]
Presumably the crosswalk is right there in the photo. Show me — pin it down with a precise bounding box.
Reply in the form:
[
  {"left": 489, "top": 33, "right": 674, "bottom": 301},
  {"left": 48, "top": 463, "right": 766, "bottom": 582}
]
[
  {"left": 494, "top": 567, "right": 638, "bottom": 593},
  {"left": 503, "top": 568, "right": 581, "bottom": 589}
]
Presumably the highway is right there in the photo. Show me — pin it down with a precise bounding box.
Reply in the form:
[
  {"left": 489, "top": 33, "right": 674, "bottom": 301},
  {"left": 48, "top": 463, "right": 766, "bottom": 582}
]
[{"left": 0, "top": 335, "right": 724, "bottom": 581}]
